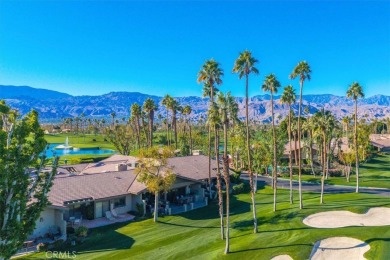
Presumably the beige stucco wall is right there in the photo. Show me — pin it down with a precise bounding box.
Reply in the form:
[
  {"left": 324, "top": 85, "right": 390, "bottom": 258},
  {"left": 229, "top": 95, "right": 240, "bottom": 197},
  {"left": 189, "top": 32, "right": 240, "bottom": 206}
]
[{"left": 31, "top": 208, "right": 56, "bottom": 238}]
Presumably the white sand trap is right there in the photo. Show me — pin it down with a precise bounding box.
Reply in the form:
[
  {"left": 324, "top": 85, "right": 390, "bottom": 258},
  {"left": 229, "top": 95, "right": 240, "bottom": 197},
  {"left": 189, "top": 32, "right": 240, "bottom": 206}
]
[
  {"left": 303, "top": 207, "right": 390, "bottom": 228},
  {"left": 271, "top": 255, "right": 293, "bottom": 260},
  {"left": 310, "top": 237, "right": 369, "bottom": 260}
]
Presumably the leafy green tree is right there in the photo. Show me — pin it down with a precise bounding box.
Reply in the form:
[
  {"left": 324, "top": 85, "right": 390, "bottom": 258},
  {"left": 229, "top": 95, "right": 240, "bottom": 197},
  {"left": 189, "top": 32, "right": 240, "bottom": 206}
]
[
  {"left": 346, "top": 82, "right": 364, "bottom": 193},
  {"left": 198, "top": 59, "right": 224, "bottom": 192},
  {"left": 289, "top": 61, "right": 311, "bottom": 209},
  {"left": 104, "top": 124, "right": 136, "bottom": 155},
  {"left": 135, "top": 147, "right": 176, "bottom": 222},
  {"left": 281, "top": 85, "right": 296, "bottom": 204},
  {"left": 262, "top": 74, "right": 281, "bottom": 212},
  {"left": 232, "top": 50, "right": 259, "bottom": 233},
  {"left": 0, "top": 101, "right": 58, "bottom": 259}
]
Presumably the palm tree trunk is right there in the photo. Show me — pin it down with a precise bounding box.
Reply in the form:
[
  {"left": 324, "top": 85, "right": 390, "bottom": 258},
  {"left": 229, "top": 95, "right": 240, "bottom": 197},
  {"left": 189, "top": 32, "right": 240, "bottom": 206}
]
[
  {"left": 294, "top": 132, "right": 298, "bottom": 166},
  {"left": 154, "top": 192, "right": 159, "bottom": 222},
  {"left": 173, "top": 111, "right": 178, "bottom": 149},
  {"left": 245, "top": 74, "right": 257, "bottom": 233},
  {"left": 271, "top": 94, "right": 277, "bottom": 212},
  {"left": 189, "top": 121, "right": 193, "bottom": 153},
  {"left": 208, "top": 125, "right": 212, "bottom": 195},
  {"left": 354, "top": 100, "right": 359, "bottom": 193},
  {"left": 149, "top": 112, "right": 154, "bottom": 147},
  {"left": 298, "top": 81, "right": 303, "bottom": 209},
  {"left": 309, "top": 131, "right": 315, "bottom": 177},
  {"left": 288, "top": 106, "right": 293, "bottom": 204},
  {"left": 215, "top": 126, "right": 224, "bottom": 240},
  {"left": 223, "top": 121, "right": 230, "bottom": 254},
  {"left": 320, "top": 132, "right": 326, "bottom": 204},
  {"left": 166, "top": 110, "right": 169, "bottom": 146}
]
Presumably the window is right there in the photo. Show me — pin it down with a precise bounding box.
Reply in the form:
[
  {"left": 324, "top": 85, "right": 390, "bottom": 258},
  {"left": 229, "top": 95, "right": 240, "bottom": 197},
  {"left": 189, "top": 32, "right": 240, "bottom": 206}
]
[{"left": 112, "top": 197, "right": 126, "bottom": 208}]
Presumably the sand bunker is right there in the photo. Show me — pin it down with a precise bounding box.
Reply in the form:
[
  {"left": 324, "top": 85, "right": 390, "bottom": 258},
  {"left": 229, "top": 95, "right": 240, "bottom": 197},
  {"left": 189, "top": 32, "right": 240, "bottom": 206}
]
[
  {"left": 303, "top": 207, "right": 390, "bottom": 228},
  {"left": 270, "top": 255, "right": 293, "bottom": 260},
  {"left": 310, "top": 237, "right": 370, "bottom": 260}
]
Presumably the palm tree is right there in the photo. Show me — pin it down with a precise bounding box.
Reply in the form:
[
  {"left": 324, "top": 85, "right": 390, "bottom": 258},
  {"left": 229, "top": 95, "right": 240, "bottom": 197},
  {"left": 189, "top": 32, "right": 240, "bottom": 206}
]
[
  {"left": 217, "top": 91, "right": 238, "bottom": 254},
  {"left": 143, "top": 98, "right": 158, "bottom": 147},
  {"left": 197, "top": 59, "right": 224, "bottom": 194},
  {"left": 110, "top": 111, "right": 116, "bottom": 128},
  {"left": 346, "top": 82, "right": 364, "bottom": 193},
  {"left": 281, "top": 85, "right": 296, "bottom": 204},
  {"left": 161, "top": 95, "right": 172, "bottom": 146},
  {"left": 207, "top": 102, "right": 224, "bottom": 240},
  {"left": 232, "top": 50, "right": 259, "bottom": 233},
  {"left": 289, "top": 61, "right": 311, "bottom": 209},
  {"left": 182, "top": 105, "right": 193, "bottom": 152},
  {"left": 313, "top": 110, "right": 335, "bottom": 204},
  {"left": 262, "top": 74, "right": 281, "bottom": 212},
  {"left": 130, "top": 103, "right": 142, "bottom": 149}
]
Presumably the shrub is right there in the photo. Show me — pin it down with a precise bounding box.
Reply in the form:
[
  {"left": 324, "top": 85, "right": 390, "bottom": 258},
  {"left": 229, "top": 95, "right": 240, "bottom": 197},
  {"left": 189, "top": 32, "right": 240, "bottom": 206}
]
[
  {"left": 36, "top": 242, "right": 47, "bottom": 252},
  {"left": 75, "top": 226, "right": 88, "bottom": 237},
  {"left": 66, "top": 226, "right": 75, "bottom": 234},
  {"left": 232, "top": 183, "right": 250, "bottom": 195},
  {"left": 230, "top": 172, "right": 242, "bottom": 184},
  {"left": 53, "top": 239, "right": 65, "bottom": 250},
  {"left": 135, "top": 202, "right": 144, "bottom": 217}
]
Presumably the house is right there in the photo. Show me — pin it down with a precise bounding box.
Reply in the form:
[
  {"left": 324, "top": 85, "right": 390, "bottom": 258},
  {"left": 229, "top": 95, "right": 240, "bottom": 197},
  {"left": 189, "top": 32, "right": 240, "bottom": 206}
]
[
  {"left": 370, "top": 134, "right": 390, "bottom": 152},
  {"left": 30, "top": 155, "right": 220, "bottom": 240}
]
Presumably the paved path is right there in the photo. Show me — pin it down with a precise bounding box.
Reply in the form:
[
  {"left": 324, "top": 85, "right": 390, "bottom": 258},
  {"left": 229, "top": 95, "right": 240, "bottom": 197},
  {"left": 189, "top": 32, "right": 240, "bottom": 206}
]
[{"left": 241, "top": 174, "right": 390, "bottom": 197}]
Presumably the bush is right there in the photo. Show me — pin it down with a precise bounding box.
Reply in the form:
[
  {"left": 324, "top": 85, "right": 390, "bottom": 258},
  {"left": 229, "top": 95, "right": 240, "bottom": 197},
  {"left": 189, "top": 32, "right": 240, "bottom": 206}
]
[
  {"left": 66, "top": 226, "right": 75, "bottom": 234},
  {"left": 230, "top": 171, "right": 242, "bottom": 184},
  {"left": 36, "top": 242, "right": 47, "bottom": 252},
  {"left": 232, "top": 183, "right": 250, "bottom": 195},
  {"left": 53, "top": 239, "right": 65, "bottom": 250},
  {"left": 135, "top": 202, "right": 144, "bottom": 217},
  {"left": 75, "top": 226, "right": 88, "bottom": 237}
]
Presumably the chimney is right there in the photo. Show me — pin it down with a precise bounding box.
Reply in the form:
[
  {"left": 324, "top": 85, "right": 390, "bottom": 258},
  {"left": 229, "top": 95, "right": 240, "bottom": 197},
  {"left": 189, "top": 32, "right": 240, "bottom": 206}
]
[{"left": 115, "top": 163, "right": 127, "bottom": 172}]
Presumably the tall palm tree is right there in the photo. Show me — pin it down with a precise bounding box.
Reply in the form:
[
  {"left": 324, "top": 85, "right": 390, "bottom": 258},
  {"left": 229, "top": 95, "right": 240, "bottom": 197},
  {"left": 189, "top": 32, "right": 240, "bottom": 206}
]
[
  {"left": 182, "top": 105, "right": 193, "bottom": 152},
  {"left": 232, "top": 50, "right": 259, "bottom": 233},
  {"left": 162, "top": 94, "right": 177, "bottom": 147},
  {"left": 130, "top": 103, "right": 142, "bottom": 149},
  {"left": 197, "top": 59, "right": 224, "bottom": 194},
  {"left": 207, "top": 102, "right": 224, "bottom": 240},
  {"left": 262, "top": 74, "right": 281, "bottom": 212},
  {"left": 110, "top": 111, "right": 116, "bottom": 128},
  {"left": 143, "top": 98, "right": 158, "bottom": 147},
  {"left": 313, "top": 110, "right": 335, "bottom": 204},
  {"left": 346, "top": 82, "right": 364, "bottom": 193},
  {"left": 289, "top": 61, "right": 311, "bottom": 209},
  {"left": 281, "top": 85, "right": 296, "bottom": 204},
  {"left": 216, "top": 91, "right": 237, "bottom": 254}
]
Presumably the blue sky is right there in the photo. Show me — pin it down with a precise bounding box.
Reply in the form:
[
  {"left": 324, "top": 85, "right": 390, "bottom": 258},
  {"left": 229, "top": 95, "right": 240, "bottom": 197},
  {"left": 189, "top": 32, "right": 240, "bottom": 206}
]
[{"left": 0, "top": 1, "right": 389, "bottom": 97}]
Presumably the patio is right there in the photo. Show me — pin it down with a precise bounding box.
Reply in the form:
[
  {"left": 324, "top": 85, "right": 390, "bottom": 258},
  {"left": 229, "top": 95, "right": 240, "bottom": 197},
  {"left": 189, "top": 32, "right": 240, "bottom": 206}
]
[{"left": 80, "top": 213, "right": 135, "bottom": 229}]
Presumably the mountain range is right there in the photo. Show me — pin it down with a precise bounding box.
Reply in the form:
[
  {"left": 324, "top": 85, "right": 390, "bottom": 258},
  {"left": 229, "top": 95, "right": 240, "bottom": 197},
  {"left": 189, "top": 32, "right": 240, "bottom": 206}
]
[{"left": 1, "top": 85, "right": 390, "bottom": 123}]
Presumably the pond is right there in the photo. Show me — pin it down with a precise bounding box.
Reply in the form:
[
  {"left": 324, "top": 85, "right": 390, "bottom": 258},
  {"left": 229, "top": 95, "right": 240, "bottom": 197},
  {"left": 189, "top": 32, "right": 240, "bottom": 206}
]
[{"left": 44, "top": 144, "right": 115, "bottom": 158}]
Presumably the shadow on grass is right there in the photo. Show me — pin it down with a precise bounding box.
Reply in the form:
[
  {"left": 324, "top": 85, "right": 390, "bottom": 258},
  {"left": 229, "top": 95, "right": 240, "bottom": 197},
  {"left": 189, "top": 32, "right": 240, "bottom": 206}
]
[
  {"left": 172, "top": 194, "right": 252, "bottom": 221},
  {"left": 69, "top": 222, "right": 135, "bottom": 255},
  {"left": 230, "top": 242, "right": 312, "bottom": 254}
]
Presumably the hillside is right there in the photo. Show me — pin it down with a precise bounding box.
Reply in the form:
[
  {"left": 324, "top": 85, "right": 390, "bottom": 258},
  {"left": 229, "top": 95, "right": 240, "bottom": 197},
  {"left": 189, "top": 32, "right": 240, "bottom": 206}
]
[{"left": 1, "top": 85, "right": 390, "bottom": 122}]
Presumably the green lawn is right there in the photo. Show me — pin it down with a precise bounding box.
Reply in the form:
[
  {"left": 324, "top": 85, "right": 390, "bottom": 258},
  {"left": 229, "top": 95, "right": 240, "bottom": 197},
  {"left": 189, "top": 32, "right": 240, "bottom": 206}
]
[
  {"left": 45, "top": 133, "right": 115, "bottom": 150},
  {"left": 23, "top": 187, "right": 390, "bottom": 260},
  {"left": 289, "top": 153, "right": 390, "bottom": 189}
]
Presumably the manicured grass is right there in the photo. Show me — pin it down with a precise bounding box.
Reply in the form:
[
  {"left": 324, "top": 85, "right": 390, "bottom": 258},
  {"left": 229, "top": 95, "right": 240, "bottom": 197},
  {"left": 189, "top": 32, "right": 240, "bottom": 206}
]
[
  {"left": 22, "top": 187, "right": 390, "bottom": 260},
  {"left": 289, "top": 153, "right": 390, "bottom": 189},
  {"left": 45, "top": 133, "right": 115, "bottom": 150}
]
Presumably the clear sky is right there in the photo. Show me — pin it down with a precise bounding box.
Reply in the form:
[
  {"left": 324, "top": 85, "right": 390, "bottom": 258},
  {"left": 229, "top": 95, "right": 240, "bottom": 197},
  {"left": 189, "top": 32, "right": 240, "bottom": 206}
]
[{"left": 0, "top": 0, "right": 389, "bottom": 98}]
